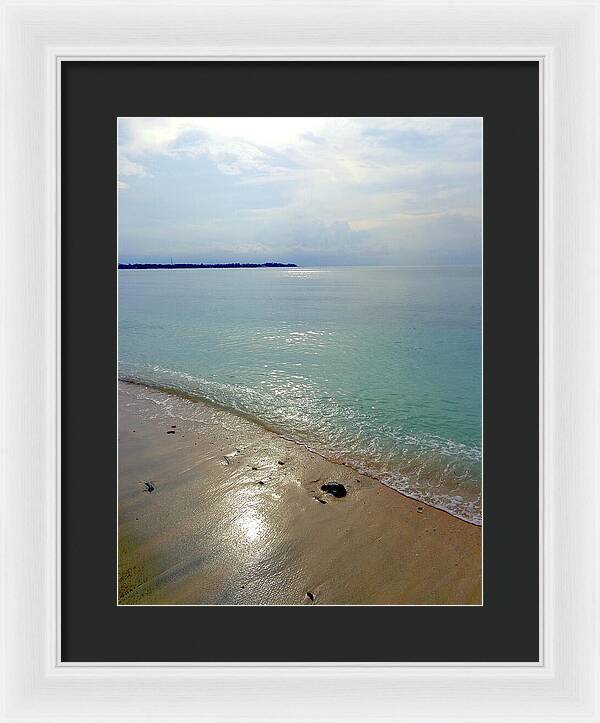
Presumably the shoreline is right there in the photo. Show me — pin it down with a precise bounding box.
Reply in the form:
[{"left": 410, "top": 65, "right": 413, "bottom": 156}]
[
  {"left": 119, "top": 375, "right": 482, "bottom": 527},
  {"left": 118, "top": 381, "right": 482, "bottom": 605}
]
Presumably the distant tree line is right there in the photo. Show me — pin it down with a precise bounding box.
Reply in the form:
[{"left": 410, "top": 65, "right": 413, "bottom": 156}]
[{"left": 118, "top": 262, "right": 298, "bottom": 269}]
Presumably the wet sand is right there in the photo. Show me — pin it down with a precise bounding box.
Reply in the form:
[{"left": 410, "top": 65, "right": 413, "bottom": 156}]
[{"left": 118, "top": 381, "right": 482, "bottom": 605}]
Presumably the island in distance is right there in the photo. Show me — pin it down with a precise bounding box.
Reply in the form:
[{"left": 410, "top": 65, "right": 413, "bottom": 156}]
[{"left": 118, "top": 262, "right": 298, "bottom": 269}]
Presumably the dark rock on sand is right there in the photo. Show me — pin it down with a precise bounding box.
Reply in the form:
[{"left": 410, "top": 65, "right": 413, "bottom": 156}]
[
  {"left": 306, "top": 592, "right": 315, "bottom": 601},
  {"left": 320, "top": 482, "right": 347, "bottom": 498},
  {"left": 314, "top": 496, "right": 327, "bottom": 504},
  {"left": 142, "top": 481, "right": 155, "bottom": 493},
  {"left": 278, "top": 460, "right": 285, "bottom": 465},
  {"left": 166, "top": 430, "right": 175, "bottom": 435}
]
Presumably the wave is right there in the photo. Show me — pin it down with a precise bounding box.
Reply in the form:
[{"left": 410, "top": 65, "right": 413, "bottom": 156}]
[{"left": 118, "top": 362, "right": 482, "bottom": 525}]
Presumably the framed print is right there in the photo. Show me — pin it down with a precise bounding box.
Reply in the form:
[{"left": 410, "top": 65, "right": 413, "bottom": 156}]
[
  {"left": 61, "top": 60, "right": 538, "bottom": 664},
  {"left": 1, "top": 1, "right": 599, "bottom": 722}
]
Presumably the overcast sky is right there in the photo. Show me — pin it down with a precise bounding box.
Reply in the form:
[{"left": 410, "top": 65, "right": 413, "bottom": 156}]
[{"left": 117, "top": 117, "right": 482, "bottom": 266}]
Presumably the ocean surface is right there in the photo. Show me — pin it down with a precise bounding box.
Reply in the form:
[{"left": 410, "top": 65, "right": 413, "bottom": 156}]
[{"left": 118, "top": 266, "right": 482, "bottom": 524}]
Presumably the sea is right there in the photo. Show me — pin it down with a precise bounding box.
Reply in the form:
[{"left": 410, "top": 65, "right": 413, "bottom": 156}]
[{"left": 118, "top": 266, "right": 482, "bottom": 524}]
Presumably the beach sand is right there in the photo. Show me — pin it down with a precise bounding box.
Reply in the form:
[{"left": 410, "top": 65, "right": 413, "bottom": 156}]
[{"left": 118, "top": 381, "right": 482, "bottom": 605}]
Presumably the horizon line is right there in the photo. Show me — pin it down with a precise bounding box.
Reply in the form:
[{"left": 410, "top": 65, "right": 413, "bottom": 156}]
[{"left": 117, "top": 262, "right": 483, "bottom": 268}]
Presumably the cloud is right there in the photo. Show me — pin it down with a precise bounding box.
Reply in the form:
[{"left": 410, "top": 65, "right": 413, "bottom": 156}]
[
  {"left": 117, "top": 150, "right": 146, "bottom": 188},
  {"left": 117, "top": 117, "right": 482, "bottom": 265}
]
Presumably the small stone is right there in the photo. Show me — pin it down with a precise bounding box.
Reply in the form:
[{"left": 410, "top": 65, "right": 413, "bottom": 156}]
[
  {"left": 166, "top": 430, "right": 175, "bottom": 435},
  {"left": 416, "top": 506, "right": 424, "bottom": 513},
  {"left": 306, "top": 592, "right": 315, "bottom": 601},
  {"left": 314, "top": 496, "right": 327, "bottom": 504},
  {"left": 278, "top": 461, "right": 285, "bottom": 465},
  {"left": 320, "top": 482, "right": 347, "bottom": 498}
]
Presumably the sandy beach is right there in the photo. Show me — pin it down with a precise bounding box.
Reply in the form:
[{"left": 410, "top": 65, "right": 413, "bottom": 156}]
[{"left": 118, "top": 381, "right": 482, "bottom": 605}]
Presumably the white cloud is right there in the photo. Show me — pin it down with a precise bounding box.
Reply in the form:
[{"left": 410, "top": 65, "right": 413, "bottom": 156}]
[
  {"left": 117, "top": 117, "right": 482, "bottom": 264},
  {"left": 117, "top": 150, "right": 147, "bottom": 189}
]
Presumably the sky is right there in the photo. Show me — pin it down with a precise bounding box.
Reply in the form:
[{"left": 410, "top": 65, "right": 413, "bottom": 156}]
[{"left": 117, "top": 117, "right": 482, "bottom": 266}]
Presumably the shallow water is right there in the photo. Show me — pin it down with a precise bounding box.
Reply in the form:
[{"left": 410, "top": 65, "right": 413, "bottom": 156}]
[{"left": 118, "top": 266, "right": 482, "bottom": 523}]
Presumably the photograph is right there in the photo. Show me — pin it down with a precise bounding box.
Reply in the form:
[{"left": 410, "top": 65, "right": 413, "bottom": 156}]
[
  {"left": 6, "top": 0, "right": 600, "bottom": 711},
  {"left": 117, "top": 116, "right": 483, "bottom": 606}
]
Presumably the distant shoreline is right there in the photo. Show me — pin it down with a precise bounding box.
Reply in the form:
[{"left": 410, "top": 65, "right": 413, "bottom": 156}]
[{"left": 118, "top": 262, "right": 298, "bottom": 270}]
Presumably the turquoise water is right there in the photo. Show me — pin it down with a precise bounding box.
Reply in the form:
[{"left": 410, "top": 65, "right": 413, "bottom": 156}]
[{"left": 118, "top": 266, "right": 482, "bottom": 523}]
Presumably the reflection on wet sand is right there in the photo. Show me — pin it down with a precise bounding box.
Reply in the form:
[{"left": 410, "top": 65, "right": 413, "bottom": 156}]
[{"left": 118, "top": 381, "right": 482, "bottom": 606}]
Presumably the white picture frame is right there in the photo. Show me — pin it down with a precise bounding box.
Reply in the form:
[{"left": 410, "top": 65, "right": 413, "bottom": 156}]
[{"left": 1, "top": 0, "right": 599, "bottom": 720}]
